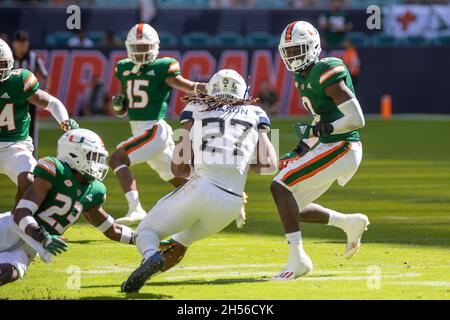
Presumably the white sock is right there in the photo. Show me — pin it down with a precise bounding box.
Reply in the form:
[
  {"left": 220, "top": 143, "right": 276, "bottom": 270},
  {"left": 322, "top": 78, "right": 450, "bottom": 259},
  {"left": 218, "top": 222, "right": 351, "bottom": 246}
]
[
  {"left": 125, "top": 190, "right": 141, "bottom": 210},
  {"left": 136, "top": 229, "right": 159, "bottom": 261},
  {"left": 286, "top": 231, "right": 304, "bottom": 256},
  {"left": 327, "top": 209, "right": 348, "bottom": 230}
]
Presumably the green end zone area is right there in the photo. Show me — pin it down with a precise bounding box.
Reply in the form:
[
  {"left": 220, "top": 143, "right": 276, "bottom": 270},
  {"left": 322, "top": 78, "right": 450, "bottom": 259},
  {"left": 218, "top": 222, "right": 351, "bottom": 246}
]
[{"left": 0, "top": 117, "right": 449, "bottom": 299}]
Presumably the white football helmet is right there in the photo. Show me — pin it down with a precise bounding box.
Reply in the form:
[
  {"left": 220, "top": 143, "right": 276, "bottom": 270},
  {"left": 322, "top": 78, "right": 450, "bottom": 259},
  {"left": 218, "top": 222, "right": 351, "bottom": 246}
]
[
  {"left": 206, "top": 69, "right": 247, "bottom": 99},
  {"left": 279, "top": 21, "right": 321, "bottom": 72},
  {"left": 57, "top": 128, "right": 109, "bottom": 181},
  {"left": 0, "top": 39, "right": 14, "bottom": 82},
  {"left": 125, "top": 23, "right": 159, "bottom": 65}
]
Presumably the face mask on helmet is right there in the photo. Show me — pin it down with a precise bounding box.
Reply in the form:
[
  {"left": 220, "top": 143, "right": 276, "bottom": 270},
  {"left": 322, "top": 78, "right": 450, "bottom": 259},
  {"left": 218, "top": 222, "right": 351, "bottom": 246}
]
[
  {"left": 126, "top": 42, "right": 159, "bottom": 65},
  {"left": 57, "top": 130, "right": 110, "bottom": 182},
  {"left": 83, "top": 149, "right": 109, "bottom": 182},
  {"left": 0, "top": 60, "right": 12, "bottom": 82},
  {"left": 279, "top": 42, "right": 317, "bottom": 72}
]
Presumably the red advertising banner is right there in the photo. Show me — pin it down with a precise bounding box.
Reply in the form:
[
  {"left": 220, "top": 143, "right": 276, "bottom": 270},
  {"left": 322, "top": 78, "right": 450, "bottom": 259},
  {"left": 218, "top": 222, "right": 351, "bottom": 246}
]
[{"left": 35, "top": 49, "right": 307, "bottom": 117}]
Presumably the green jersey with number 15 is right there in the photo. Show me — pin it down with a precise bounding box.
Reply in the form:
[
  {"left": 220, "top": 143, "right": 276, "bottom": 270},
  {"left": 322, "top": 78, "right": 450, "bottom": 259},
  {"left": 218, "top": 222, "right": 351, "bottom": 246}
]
[
  {"left": 294, "top": 57, "right": 360, "bottom": 143},
  {"left": 0, "top": 69, "right": 39, "bottom": 142},
  {"left": 32, "top": 156, "right": 107, "bottom": 235},
  {"left": 115, "top": 57, "right": 181, "bottom": 121}
]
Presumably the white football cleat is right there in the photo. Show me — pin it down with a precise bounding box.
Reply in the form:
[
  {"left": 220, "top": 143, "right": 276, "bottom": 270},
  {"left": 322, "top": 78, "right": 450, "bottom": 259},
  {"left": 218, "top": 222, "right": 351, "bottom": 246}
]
[
  {"left": 343, "top": 213, "right": 370, "bottom": 259},
  {"left": 271, "top": 252, "right": 313, "bottom": 281},
  {"left": 116, "top": 205, "right": 147, "bottom": 226}
]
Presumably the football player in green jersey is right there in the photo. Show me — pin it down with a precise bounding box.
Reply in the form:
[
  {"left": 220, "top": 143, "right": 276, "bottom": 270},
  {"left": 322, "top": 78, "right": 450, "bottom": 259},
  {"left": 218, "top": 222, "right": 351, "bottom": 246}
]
[
  {"left": 270, "top": 21, "right": 369, "bottom": 281},
  {"left": 0, "top": 39, "right": 78, "bottom": 207},
  {"left": 110, "top": 23, "right": 207, "bottom": 226},
  {"left": 0, "top": 128, "right": 135, "bottom": 286}
]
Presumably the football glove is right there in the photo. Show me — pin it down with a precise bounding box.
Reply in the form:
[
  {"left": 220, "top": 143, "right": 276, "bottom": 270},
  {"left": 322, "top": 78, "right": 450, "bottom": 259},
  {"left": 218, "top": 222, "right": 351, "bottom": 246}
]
[
  {"left": 60, "top": 119, "right": 79, "bottom": 131},
  {"left": 278, "top": 151, "right": 300, "bottom": 170},
  {"left": 294, "top": 122, "right": 334, "bottom": 139},
  {"left": 112, "top": 95, "right": 125, "bottom": 112},
  {"left": 43, "top": 234, "right": 68, "bottom": 256}
]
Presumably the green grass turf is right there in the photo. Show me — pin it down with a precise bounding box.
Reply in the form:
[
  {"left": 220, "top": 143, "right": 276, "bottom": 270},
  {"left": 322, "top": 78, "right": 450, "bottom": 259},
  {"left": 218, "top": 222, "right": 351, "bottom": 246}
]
[{"left": 0, "top": 117, "right": 449, "bottom": 299}]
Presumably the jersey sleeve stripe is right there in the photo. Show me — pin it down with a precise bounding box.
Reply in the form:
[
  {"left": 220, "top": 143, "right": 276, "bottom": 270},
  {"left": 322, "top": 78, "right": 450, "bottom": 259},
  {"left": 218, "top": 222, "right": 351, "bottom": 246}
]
[
  {"left": 319, "top": 65, "right": 345, "bottom": 84},
  {"left": 36, "top": 163, "right": 56, "bottom": 176},
  {"left": 42, "top": 158, "right": 57, "bottom": 169},
  {"left": 24, "top": 74, "right": 38, "bottom": 92},
  {"left": 168, "top": 62, "right": 180, "bottom": 74}
]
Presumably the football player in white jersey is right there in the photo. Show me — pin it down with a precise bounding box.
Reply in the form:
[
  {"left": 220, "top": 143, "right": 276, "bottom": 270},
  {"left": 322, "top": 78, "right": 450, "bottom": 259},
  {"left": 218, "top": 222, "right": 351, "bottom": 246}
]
[{"left": 120, "top": 69, "right": 278, "bottom": 293}]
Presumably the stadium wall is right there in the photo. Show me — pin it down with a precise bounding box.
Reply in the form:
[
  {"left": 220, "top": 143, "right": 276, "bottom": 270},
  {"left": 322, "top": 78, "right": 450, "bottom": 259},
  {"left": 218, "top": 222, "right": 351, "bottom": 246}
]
[{"left": 33, "top": 48, "right": 449, "bottom": 117}]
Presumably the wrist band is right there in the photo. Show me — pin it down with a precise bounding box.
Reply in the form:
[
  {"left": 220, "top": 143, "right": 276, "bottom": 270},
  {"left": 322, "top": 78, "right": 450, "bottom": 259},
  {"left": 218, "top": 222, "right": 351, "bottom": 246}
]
[
  {"left": 18, "top": 215, "right": 38, "bottom": 233},
  {"left": 97, "top": 215, "right": 114, "bottom": 233},
  {"left": 193, "top": 82, "right": 199, "bottom": 94},
  {"left": 16, "top": 199, "right": 39, "bottom": 214},
  {"left": 120, "top": 225, "right": 133, "bottom": 244}
]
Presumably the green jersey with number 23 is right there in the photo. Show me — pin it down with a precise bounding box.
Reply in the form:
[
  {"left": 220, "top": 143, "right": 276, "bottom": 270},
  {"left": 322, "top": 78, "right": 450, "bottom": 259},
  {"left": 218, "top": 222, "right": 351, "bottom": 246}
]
[
  {"left": 32, "top": 156, "right": 107, "bottom": 235},
  {"left": 294, "top": 57, "right": 360, "bottom": 143}
]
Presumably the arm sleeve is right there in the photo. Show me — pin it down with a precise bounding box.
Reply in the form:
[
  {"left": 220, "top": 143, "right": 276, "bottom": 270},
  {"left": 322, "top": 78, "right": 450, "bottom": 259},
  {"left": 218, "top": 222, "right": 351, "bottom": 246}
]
[
  {"left": 45, "top": 96, "right": 69, "bottom": 124},
  {"left": 331, "top": 98, "right": 365, "bottom": 134}
]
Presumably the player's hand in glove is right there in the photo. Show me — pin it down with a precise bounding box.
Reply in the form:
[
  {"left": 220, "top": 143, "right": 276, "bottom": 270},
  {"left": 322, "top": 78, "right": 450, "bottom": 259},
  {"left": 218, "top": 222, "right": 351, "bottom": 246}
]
[
  {"left": 60, "top": 119, "right": 79, "bottom": 131},
  {"left": 278, "top": 151, "right": 301, "bottom": 170},
  {"left": 42, "top": 234, "right": 68, "bottom": 256},
  {"left": 112, "top": 95, "right": 127, "bottom": 117},
  {"left": 236, "top": 192, "right": 248, "bottom": 229},
  {"left": 294, "top": 122, "right": 333, "bottom": 139}
]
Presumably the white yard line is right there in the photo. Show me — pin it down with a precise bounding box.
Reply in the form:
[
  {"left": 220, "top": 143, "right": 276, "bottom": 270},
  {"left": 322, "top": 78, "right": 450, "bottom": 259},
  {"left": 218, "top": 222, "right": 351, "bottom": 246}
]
[{"left": 386, "top": 281, "right": 450, "bottom": 287}]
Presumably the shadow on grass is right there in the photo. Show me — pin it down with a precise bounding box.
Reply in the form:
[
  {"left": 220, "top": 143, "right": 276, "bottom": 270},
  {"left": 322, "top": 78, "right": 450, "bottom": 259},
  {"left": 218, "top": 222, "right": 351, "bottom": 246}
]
[
  {"left": 149, "top": 277, "right": 268, "bottom": 287},
  {"left": 80, "top": 292, "right": 172, "bottom": 300},
  {"left": 225, "top": 219, "right": 450, "bottom": 248}
]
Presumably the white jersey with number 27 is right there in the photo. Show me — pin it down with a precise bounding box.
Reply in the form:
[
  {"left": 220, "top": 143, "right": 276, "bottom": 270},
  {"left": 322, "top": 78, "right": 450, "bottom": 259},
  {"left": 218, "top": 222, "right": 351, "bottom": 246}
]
[{"left": 180, "top": 102, "right": 270, "bottom": 195}]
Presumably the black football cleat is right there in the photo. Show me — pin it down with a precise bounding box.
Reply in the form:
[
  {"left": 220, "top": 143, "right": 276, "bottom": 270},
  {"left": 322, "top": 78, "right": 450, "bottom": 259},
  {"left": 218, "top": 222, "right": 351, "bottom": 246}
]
[{"left": 121, "top": 252, "right": 165, "bottom": 293}]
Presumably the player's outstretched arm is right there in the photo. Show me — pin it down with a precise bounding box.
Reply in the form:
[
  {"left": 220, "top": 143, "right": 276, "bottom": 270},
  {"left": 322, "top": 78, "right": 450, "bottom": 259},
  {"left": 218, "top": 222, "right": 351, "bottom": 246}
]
[
  {"left": 27, "top": 89, "right": 79, "bottom": 131},
  {"left": 251, "top": 130, "right": 278, "bottom": 175},
  {"left": 84, "top": 205, "right": 135, "bottom": 245},
  {"left": 324, "top": 80, "right": 365, "bottom": 134},
  {"left": 12, "top": 177, "right": 68, "bottom": 256},
  {"left": 165, "top": 75, "right": 207, "bottom": 94}
]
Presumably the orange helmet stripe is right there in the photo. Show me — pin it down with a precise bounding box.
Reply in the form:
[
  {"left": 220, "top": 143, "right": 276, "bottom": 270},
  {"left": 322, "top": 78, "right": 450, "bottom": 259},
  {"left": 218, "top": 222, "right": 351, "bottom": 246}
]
[
  {"left": 285, "top": 21, "right": 297, "bottom": 43},
  {"left": 136, "top": 23, "right": 144, "bottom": 40}
]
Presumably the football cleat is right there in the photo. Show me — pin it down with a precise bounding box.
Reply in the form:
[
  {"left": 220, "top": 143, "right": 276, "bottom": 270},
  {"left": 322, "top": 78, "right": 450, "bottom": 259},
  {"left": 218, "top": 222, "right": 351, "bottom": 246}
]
[
  {"left": 121, "top": 252, "right": 165, "bottom": 293},
  {"left": 116, "top": 205, "right": 147, "bottom": 226},
  {"left": 271, "top": 252, "right": 313, "bottom": 281},
  {"left": 342, "top": 213, "right": 370, "bottom": 259}
]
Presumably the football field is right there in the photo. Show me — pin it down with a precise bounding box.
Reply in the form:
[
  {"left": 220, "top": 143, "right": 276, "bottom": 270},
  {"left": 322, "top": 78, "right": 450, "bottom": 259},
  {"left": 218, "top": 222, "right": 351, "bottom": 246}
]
[{"left": 0, "top": 117, "right": 449, "bottom": 300}]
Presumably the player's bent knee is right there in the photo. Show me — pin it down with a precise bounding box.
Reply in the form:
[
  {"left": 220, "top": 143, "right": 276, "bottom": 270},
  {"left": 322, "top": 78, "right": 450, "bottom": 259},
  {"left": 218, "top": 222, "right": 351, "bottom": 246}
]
[
  {"left": 270, "top": 181, "right": 288, "bottom": 197},
  {"left": 161, "top": 241, "right": 188, "bottom": 272},
  {"left": 0, "top": 264, "right": 20, "bottom": 286}
]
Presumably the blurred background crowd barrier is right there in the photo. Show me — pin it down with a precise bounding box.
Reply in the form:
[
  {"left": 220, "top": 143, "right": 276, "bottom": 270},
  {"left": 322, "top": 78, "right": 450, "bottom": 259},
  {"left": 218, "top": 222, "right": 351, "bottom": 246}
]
[{"left": 0, "top": 0, "right": 449, "bottom": 117}]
